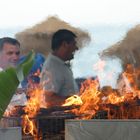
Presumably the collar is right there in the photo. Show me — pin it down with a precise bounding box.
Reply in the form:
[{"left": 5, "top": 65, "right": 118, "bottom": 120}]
[{"left": 49, "top": 53, "right": 65, "bottom": 65}]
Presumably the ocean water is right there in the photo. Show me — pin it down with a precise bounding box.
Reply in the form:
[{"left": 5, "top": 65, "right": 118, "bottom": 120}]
[
  {"left": 0, "top": 24, "right": 133, "bottom": 87},
  {"left": 0, "top": 27, "right": 23, "bottom": 38}
]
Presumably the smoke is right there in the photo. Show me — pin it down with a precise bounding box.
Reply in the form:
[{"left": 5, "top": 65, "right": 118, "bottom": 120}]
[
  {"left": 72, "top": 45, "right": 122, "bottom": 88},
  {"left": 71, "top": 25, "right": 131, "bottom": 88}
]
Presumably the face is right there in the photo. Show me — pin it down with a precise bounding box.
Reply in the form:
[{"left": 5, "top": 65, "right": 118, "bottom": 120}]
[
  {"left": 0, "top": 43, "right": 20, "bottom": 69},
  {"left": 65, "top": 40, "right": 78, "bottom": 61}
]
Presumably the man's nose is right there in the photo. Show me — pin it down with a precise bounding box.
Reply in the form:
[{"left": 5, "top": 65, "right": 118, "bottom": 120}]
[{"left": 13, "top": 53, "right": 19, "bottom": 60}]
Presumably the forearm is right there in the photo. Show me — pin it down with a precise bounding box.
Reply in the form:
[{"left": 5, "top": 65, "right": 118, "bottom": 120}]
[{"left": 44, "top": 91, "right": 67, "bottom": 107}]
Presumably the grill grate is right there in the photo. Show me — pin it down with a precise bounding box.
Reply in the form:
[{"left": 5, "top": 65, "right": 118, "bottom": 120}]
[
  {"left": 37, "top": 113, "right": 76, "bottom": 140},
  {"left": 0, "top": 112, "right": 76, "bottom": 140}
]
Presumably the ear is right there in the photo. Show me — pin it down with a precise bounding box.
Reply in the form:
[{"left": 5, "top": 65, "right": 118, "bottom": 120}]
[{"left": 61, "top": 41, "right": 67, "bottom": 47}]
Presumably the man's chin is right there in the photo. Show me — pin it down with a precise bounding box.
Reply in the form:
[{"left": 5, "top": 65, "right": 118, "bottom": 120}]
[
  {"left": 69, "top": 55, "right": 74, "bottom": 60},
  {"left": 9, "top": 63, "right": 17, "bottom": 68}
]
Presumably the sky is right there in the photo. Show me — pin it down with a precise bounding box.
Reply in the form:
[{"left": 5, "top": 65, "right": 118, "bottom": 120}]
[{"left": 0, "top": 0, "right": 140, "bottom": 28}]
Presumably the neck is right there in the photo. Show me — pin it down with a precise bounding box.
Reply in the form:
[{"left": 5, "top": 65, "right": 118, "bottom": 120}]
[{"left": 52, "top": 51, "right": 66, "bottom": 61}]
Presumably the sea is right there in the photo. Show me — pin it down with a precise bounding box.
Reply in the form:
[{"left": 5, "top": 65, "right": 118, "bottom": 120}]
[{"left": 0, "top": 24, "right": 134, "bottom": 88}]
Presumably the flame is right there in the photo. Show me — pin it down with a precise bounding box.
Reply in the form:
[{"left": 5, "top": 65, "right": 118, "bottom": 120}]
[
  {"left": 62, "top": 64, "right": 140, "bottom": 119},
  {"left": 3, "top": 106, "right": 18, "bottom": 117},
  {"left": 22, "top": 115, "right": 37, "bottom": 136},
  {"left": 62, "top": 95, "right": 83, "bottom": 106},
  {"left": 4, "top": 63, "right": 140, "bottom": 138},
  {"left": 63, "top": 78, "right": 101, "bottom": 119},
  {"left": 33, "top": 69, "right": 41, "bottom": 77},
  {"left": 107, "top": 93, "right": 125, "bottom": 104},
  {"left": 22, "top": 86, "right": 45, "bottom": 138}
]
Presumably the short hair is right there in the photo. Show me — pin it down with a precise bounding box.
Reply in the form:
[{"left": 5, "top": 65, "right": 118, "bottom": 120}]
[
  {"left": 0, "top": 37, "right": 20, "bottom": 51},
  {"left": 51, "top": 29, "right": 77, "bottom": 51}
]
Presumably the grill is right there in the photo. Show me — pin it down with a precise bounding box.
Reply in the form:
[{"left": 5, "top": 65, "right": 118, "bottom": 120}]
[
  {"left": 0, "top": 116, "right": 75, "bottom": 140},
  {"left": 37, "top": 108, "right": 77, "bottom": 140},
  {"left": 2, "top": 98, "right": 140, "bottom": 139},
  {"left": 93, "top": 99, "right": 140, "bottom": 119},
  {"left": 0, "top": 106, "right": 77, "bottom": 140}
]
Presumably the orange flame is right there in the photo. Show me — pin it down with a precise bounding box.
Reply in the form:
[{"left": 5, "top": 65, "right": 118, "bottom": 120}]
[
  {"left": 62, "top": 95, "right": 83, "bottom": 106},
  {"left": 22, "top": 87, "right": 45, "bottom": 138},
  {"left": 63, "top": 78, "right": 101, "bottom": 119},
  {"left": 5, "top": 63, "right": 140, "bottom": 137},
  {"left": 107, "top": 93, "right": 125, "bottom": 104},
  {"left": 22, "top": 115, "right": 37, "bottom": 136},
  {"left": 62, "top": 64, "right": 140, "bottom": 119}
]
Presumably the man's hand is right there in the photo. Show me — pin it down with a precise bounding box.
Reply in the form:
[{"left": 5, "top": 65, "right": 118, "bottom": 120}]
[{"left": 44, "top": 91, "right": 67, "bottom": 107}]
